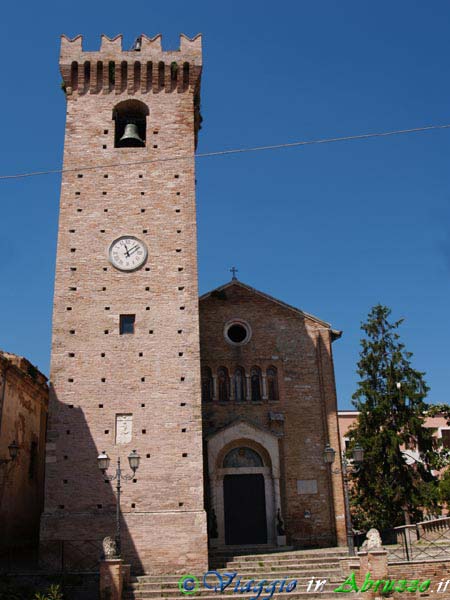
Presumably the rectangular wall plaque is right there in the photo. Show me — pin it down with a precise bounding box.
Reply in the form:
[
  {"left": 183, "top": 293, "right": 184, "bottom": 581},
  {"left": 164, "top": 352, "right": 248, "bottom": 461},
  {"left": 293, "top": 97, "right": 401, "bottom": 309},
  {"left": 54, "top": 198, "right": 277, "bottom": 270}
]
[
  {"left": 116, "top": 414, "right": 133, "bottom": 445},
  {"left": 297, "top": 479, "right": 318, "bottom": 495}
]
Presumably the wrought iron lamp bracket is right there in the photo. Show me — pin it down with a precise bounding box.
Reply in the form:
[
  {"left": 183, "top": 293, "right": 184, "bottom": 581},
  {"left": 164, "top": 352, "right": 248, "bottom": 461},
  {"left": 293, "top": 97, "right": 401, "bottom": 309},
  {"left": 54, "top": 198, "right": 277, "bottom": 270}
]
[{"left": 103, "top": 472, "right": 134, "bottom": 482}]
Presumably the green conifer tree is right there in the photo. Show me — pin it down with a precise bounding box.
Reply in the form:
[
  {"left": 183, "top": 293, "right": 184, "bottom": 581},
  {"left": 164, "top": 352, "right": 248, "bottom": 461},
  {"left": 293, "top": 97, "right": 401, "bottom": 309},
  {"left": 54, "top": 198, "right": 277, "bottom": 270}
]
[{"left": 348, "top": 305, "right": 442, "bottom": 531}]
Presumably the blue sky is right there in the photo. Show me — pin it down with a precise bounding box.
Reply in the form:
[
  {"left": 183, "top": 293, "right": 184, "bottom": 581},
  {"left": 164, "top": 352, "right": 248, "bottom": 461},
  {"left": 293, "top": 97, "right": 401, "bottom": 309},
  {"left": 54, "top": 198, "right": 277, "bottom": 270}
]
[{"left": 1, "top": 1, "right": 449, "bottom": 410}]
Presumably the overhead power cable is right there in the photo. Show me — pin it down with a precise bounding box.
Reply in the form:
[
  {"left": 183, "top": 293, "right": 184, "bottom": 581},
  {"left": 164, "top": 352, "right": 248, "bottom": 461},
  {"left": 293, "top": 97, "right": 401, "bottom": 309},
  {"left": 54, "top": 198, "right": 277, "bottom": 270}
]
[{"left": 1, "top": 122, "right": 450, "bottom": 181}]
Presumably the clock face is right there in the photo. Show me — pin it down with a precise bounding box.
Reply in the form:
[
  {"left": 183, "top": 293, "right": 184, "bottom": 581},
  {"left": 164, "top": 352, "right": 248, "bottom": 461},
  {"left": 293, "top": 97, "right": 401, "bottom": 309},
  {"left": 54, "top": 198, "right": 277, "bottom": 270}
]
[{"left": 108, "top": 236, "right": 148, "bottom": 272}]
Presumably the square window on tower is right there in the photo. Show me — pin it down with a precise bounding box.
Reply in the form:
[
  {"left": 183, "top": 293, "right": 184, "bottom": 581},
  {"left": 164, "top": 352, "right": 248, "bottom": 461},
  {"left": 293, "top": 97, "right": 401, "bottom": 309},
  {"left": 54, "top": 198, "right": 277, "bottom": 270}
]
[{"left": 120, "top": 314, "right": 136, "bottom": 335}]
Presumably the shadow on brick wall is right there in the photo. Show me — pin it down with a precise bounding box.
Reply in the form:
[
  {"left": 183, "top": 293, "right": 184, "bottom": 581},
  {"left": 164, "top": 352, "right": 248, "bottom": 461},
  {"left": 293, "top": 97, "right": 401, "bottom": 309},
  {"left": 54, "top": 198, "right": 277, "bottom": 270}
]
[{"left": 39, "top": 385, "right": 143, "bottom": 575}]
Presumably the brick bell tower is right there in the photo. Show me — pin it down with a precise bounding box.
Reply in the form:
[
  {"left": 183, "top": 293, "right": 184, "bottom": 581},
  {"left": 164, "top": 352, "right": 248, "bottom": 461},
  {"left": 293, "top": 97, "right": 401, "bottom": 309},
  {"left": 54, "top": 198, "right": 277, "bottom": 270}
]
[{"left": 40, "top": 33, "right": 208, "bottom": 574}]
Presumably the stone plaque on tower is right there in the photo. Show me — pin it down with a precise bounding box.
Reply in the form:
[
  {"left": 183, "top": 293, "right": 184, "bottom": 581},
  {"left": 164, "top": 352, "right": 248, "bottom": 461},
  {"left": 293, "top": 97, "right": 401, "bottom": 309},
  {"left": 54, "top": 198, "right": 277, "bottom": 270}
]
[{"left": 115, "top": 414, "right": 133, "bottom": 445}]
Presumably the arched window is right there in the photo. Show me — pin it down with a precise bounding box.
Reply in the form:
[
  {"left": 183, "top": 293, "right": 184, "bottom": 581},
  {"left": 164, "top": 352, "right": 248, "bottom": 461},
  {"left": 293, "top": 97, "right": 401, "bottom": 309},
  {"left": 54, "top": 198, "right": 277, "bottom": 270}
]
[
  {"left": 83, "top": 61, "right": 91, "bottom": 93},
  {"left": 108, "top": 61, "right": 115, "bottom": 89},
  {"left": 267, "top": 366, "right": 279, "bottom": 402},
  {"left": 234, "top": 367, "right": 245, "bottom": 402},
  {"left": 113, "top": 99, "right": 149, "bottom": 148},
  {"left": 251, "top": 367, "right": 262, "bottom": 402},
  {"left": 134, "top": 61, "right": 141, "bottom": 92},
  {"left": 120, "top": 61, "right": 127, "bottom": 93},
  {"left": 217, "top": 367, "right": 229, "bottom": 402},
  {"left": 158, "top": 61, "right": 165, "bottom": 88},
  {"left": 183, "top": 62, "right": 190, "bottom": 89},
  {"left": 146, "top": 61, "right": 153, "bottom": 92},
  {"left": 201, "top": 366, "right": 213, "bottom": 403},
  {"left": 70, "top": 61, "right": 78, "bottom": 92},
  {"left": 96, "top": 61, "right": 103, "bottom": 93},
  {"left": 170, "top": 61, "right": 178, "bottom": 82},
  {"left": 223, "top": 447, "right": 263, "bottom": 468}
]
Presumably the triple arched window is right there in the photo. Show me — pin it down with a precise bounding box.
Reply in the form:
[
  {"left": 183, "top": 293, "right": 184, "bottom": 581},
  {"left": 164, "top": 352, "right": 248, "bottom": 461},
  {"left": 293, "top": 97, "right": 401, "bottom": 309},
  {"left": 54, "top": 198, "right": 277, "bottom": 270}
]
[{"left": 201, "top": 366, "right": 279, "bottom": 403}]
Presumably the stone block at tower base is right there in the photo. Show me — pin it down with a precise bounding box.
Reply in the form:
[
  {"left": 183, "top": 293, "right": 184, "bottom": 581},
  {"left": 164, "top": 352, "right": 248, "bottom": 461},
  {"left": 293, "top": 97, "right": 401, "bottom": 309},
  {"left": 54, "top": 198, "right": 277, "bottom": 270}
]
[{"left": 40, "top": 510, "right": 208, "bottom": 575}]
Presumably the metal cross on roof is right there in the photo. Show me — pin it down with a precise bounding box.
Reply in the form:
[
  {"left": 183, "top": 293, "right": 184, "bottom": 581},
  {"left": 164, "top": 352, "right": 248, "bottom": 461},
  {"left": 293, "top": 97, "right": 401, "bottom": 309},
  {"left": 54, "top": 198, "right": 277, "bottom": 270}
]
[{"left": 230, "top": 266, "right": 238, "bottom": 281}]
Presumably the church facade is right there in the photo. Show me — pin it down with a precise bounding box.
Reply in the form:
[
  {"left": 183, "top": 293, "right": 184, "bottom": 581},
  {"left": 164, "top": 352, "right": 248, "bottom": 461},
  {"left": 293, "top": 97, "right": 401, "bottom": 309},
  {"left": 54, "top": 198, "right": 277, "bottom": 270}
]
[
  {"left": 200, "top": 280, "right": 346, "bottom": 550},
  {"left": 40, "top": 32, "right": 346, "bottom": 575}
]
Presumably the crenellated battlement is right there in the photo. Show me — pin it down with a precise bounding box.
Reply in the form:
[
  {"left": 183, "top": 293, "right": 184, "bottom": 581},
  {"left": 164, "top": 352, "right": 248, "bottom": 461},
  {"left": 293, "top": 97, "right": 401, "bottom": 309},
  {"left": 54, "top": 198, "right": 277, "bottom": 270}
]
[{"left": 60, "top": 33, "right": 202, "bottom": 96}]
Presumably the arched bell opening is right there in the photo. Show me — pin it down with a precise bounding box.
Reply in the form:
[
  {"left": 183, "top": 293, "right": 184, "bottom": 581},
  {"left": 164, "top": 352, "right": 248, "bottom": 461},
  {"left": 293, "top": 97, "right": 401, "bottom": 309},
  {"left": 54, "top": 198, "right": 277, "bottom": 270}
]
[{"left": 113, "top": 99, "right": 149, "bottom": 148}]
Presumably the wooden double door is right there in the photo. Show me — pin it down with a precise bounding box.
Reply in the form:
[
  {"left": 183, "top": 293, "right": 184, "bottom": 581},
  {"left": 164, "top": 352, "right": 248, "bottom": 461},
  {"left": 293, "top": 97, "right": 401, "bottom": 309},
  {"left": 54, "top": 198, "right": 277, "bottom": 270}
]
[{"left": 223, "top": 473, "right": 268, "bottom": 545}]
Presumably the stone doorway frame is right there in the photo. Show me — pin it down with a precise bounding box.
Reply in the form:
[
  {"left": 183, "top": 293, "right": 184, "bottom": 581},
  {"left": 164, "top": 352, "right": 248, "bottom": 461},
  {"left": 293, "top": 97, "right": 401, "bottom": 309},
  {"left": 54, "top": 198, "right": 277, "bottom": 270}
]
[{"left": 207, "top": 419, "right": 281, "bottom": 547}]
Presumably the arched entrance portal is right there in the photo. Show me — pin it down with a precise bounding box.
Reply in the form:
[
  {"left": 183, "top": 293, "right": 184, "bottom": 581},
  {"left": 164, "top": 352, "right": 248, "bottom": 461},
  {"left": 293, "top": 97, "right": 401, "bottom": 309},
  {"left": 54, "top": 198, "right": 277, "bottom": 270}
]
[
  {"left": 207, "top": 419, "right": 282, "bottom": 547},
  {"left": 223, "top": 448, "right": 268, "bottom": 544}
]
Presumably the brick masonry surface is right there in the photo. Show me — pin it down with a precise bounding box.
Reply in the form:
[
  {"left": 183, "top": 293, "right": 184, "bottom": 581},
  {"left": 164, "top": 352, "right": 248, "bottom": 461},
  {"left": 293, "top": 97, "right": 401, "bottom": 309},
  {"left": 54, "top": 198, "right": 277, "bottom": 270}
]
[
  {"left": 0, "top": 352, "right": 48, "bottom": 549},
  {"left": 388, "top": 560, "right": 450, "bottom": 598},
  {"left": 40, "top": 34, "right": 208, "bottom": 575},
  {"left": 350, "top": 553, "right": 450, "bottom": 599}
]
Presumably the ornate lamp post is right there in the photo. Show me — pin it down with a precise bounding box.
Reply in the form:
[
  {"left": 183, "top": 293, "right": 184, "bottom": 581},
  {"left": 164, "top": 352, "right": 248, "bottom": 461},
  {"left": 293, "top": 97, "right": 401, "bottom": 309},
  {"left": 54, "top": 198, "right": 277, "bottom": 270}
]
[
  {"left": 0, "top": 440, "right": 19, "bottom": 465},
  {"left": 97, "top": 449, "right": 140, "bottom": 557},
  {"left": 324, "top": 442, "right": 364, "bottom": 556}
]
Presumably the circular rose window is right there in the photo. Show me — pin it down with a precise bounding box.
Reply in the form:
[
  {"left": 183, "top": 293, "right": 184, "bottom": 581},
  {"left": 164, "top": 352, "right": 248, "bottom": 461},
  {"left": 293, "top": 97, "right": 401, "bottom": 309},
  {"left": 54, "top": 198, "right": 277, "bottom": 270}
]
[{"left": 224, "top": 320, "right": 252, "bottom": 346}]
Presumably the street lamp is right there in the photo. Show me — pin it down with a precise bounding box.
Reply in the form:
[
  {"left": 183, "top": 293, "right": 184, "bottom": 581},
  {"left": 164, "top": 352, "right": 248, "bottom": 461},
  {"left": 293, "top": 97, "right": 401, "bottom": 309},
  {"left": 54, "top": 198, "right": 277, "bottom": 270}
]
[
  {"left": 352, "top": 444, "right": 364, "bottom": 464},
  {"left": 323, "top": 443, "right": 336, "bottom": 465},
  {"left": 97, "top": 449, "right": 141, "bottom": 557},
  {"left": 97, "top": 451, "right": 110, "bottom": 472},
  {"left": 0, "top": 440, "right": 19, "bottom": 465},
  {"left": 127, "top": 449, "right": 140, "bottom": 473},
  {"left": 324, "top": 442, "right": 364, "bottom": 556}
]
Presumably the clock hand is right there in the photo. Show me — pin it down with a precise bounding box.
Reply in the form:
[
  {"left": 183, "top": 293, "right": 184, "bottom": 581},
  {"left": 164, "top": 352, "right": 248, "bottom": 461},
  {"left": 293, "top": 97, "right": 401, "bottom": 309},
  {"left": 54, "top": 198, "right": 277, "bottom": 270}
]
[{"left": 127, "top": 245, "right": 140, "bottom": 256}]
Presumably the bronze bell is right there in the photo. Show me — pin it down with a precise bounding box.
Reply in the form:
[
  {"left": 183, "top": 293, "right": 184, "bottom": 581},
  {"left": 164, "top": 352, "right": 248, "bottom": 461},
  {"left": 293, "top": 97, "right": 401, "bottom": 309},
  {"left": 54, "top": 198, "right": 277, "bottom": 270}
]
[{"left": 119, "top": 122, "right": 145, "bottom": 147}]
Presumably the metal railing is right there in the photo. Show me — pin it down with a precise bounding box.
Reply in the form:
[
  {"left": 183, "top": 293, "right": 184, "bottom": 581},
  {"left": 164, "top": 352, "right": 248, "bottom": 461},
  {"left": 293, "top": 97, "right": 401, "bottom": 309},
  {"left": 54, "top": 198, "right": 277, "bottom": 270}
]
[
  {"left": 354, "top": 517, "right": 450, "bottom": 563},
  {"left": 0, "top": 540, "right": 103, "bottom": 574},
  {"left": 40, "top": 539, "right": 103, "bottom": 573}
]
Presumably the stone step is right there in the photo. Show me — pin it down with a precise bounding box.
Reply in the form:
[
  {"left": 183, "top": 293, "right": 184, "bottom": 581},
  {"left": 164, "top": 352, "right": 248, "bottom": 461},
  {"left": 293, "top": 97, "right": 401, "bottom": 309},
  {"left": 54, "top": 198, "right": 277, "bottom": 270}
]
[
  {"left": 219, "top": 568, "right": 341, "bottom": 576},
  {"left": 213, "top": 566, "right": 342, "bottom": 575},
  {"left": 124, "top": 592, "right": 359, "bottom": 600},
  {"left": 211, "top": 547, "right": 348, "bottom": 561},
  {"left": 132, "top": 568, "right": 342, "bottom": 585},
  {"left": 128, "top": 583, "right": 344, "bottom": 596},
  {"left": 209, "top": 546, "right": 292, "bottom": 557},
  {"left": 210, "top": 557, "right": 346, "bottom": 567},
  {"left": 125, "top": 547, "right": 352, "bottom": 599},
  {"left": 130, "top": 573, "right": 343, "bottom": 588},
  {"left": 223, "top": 557, "right": 342, "bottom": 567},
  {"left": 125, "top": 597, "right": 355, "bottom": 600},
  {"left": 205, "top": 570, "right": 341, "bottom": 580},
  {"left": 128, "top": 586, "right": 343, "bottom": 597},
  {"left": 210, "top": 551, "right": 348, "bottom": 568}
]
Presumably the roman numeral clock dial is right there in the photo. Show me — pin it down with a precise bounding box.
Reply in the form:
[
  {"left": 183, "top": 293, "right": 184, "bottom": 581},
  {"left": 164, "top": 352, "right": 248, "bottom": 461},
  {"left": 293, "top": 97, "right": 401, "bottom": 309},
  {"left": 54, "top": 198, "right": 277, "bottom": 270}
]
[{"left": 108, "top": 235, "right": 148, "bottom": 271}]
